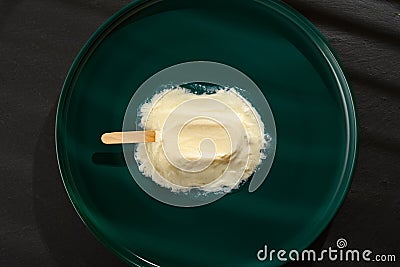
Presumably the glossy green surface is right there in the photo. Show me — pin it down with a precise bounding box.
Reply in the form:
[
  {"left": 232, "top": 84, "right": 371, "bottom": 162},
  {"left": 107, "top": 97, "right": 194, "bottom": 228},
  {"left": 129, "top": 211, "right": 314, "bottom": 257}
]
[{"left": 56, "top": 0, "right": 357, "bottom": 266}]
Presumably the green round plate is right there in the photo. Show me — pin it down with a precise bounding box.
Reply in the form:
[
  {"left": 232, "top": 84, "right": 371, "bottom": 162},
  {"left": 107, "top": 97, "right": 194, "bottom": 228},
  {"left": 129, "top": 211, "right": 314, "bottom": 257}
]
[{"left": 56, "top": 0, "right": 358, "bottom": 266}]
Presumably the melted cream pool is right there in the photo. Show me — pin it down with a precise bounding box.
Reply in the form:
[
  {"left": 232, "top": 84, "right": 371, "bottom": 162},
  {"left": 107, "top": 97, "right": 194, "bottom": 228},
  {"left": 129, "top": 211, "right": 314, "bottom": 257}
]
[{"left": 135, "top": 87, "right": 268, "bottom": 192}]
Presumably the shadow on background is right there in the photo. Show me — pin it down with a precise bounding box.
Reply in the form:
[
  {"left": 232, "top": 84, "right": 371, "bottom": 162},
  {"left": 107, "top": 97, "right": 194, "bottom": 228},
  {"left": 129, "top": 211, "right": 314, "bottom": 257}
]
[
  {"left": 33, "top": 104, "right": 126, "bottom": 267},
  {"left": 0, "top": 0, "right": 24, "bottom": 34},
  {"left": 285, "top": 0, "right": 400, "bottom": 47},
  {"left": 349, "top": 70, "right": 400, "bottom": 100}
]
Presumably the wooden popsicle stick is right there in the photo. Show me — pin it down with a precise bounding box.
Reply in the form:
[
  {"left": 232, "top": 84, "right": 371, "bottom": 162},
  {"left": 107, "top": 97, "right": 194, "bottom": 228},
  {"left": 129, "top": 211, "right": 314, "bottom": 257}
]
[{"left": 101, "top": 130, "right": 156, "bottom": 144}]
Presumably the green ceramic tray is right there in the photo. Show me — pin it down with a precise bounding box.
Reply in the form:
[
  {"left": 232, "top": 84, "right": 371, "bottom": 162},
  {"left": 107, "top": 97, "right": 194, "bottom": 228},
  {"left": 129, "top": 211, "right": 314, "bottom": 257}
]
[{"left": 56, "top": 0, "right": 358, "bottom": 266}]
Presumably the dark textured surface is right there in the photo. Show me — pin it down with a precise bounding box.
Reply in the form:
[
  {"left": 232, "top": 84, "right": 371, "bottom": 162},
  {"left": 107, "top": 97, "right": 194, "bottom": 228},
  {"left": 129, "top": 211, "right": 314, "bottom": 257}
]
[{"left": 0, "top": 0, "right": 399, "bottom": 266}]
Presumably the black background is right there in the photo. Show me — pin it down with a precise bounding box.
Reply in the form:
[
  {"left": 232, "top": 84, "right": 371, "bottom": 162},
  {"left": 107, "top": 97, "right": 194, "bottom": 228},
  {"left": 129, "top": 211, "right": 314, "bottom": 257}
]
[{"left": 0, "top": 0, "right": 399, "bottom": 266}]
